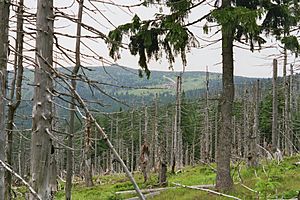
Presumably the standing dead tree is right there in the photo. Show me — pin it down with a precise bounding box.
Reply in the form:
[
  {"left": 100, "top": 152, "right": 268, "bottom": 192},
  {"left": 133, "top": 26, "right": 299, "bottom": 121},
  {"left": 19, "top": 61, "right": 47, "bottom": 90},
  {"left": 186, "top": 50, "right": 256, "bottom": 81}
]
[
  {"left": 30, "top": 0, "right": 54, "bottom": 199},
  {"left": 272, "top": 59, "right": 278, "bottom": 150},
  {"left": 0, "top": 0, "right": 10, "bottom": 198},
  {"left": 172, "top": 75, "right": 182, "bottom": 173},
  {"left": 248, "top": 80, "right": 260, "bottom": 167},
  {"left": 66, "top": 0, "right": 84, "bottom": 198},
  {"left": 5, "top": 0, "right": 24, "bottom": 198}
]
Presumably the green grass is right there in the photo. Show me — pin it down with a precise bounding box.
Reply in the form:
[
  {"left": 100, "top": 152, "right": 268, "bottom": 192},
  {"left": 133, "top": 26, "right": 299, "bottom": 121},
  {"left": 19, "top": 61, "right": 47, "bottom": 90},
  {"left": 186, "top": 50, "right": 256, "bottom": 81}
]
[{"left": 14, "top": 155, "right": 300, "bottom": 199}]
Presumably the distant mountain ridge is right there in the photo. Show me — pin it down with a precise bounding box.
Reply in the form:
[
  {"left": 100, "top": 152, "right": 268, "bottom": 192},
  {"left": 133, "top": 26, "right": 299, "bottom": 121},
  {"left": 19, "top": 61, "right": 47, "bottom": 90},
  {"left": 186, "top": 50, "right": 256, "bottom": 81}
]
[{"left": 14, "top": 65, "right": 269, "bottom": 127}]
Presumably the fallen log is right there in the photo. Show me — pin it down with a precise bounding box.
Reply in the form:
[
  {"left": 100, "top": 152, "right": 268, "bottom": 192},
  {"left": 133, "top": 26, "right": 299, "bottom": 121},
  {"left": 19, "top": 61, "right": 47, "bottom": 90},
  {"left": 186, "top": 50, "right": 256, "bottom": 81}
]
[
  {"left": 116, "top": 187, "right": 175, "bottom": 195},
  {"left": 125, "top": 192, "right": 161, "bottom": 200},
  {"left": 171, "top": 182, "right": 241, "bottom": 200},
  {"left": 116, "top": 184, "right": 214, "bottom": 195}
]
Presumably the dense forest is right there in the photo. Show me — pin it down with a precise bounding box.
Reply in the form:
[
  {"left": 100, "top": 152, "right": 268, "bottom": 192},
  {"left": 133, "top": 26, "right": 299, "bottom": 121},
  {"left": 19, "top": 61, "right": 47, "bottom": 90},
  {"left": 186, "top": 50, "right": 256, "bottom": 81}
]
[{"left": 1, "top": 0, "right": 300, "bottom": 200}]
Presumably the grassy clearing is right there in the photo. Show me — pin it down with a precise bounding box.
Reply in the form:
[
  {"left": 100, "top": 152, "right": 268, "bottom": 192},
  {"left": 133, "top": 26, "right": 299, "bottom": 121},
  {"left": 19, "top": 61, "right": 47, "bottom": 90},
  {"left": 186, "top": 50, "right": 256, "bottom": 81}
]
[{"left": 16, "top": 155, "right": 300, "bottom": 199}]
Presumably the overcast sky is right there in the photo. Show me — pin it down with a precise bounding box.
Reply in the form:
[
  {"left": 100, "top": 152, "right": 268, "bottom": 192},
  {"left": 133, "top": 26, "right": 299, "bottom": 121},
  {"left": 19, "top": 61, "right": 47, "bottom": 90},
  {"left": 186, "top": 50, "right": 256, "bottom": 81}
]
[{"left": 22, "top": 0, "right": 300, "bottom": 78}]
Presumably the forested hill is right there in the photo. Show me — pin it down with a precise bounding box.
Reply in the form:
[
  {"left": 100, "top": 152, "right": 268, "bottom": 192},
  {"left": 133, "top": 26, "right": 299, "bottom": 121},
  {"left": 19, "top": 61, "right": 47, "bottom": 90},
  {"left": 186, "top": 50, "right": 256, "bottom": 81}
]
[{"left": 19, "top": 65, "right": 269, "bottom": 113}]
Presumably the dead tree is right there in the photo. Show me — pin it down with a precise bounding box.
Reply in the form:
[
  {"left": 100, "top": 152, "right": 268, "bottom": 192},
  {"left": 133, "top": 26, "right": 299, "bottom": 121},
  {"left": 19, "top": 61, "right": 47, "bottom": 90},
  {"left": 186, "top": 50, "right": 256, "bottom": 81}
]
[
  {"left": 140, "top": 142, "right": 150, "bottom": 183},
  {"left": 289, "top": 64, "right": 294, "bottom": 154},
  {"left": 66, "top": 0, "right": 84, "bottom": 198},
  {"left": 4, "top": 0, "right": 24, "bottom": 198},
  {"left": 283, "top": 49, "right": 291, "bottom": 155},
  {"left": 203, "top": 67, "right": 210, "bottom": 162},
  {"left": 153, "top": 94, "right": 159, "bottom": 171},
  {"left": 131, "top": 111, "right": 134, "bottom": 172},
  {"left": 140, "top": 106, "right": 150, "bottom": 182},
  {"left": 272, "top": 59, "right": 278, "bottom": 149},
  {"left": 0, "top": 0, "right": 10, "bottom": 198},
  {"left": 30, "top": 0, "right": 54, "bottom": 198},
  {"left": 172, "top": 75, "right": 182, "bottom": 173},
  {"left": 84, "top": 115, "right": 93, "bottom": 187},
  {"left": 248, "top": 80, "right": 260, "bottom": 167}
]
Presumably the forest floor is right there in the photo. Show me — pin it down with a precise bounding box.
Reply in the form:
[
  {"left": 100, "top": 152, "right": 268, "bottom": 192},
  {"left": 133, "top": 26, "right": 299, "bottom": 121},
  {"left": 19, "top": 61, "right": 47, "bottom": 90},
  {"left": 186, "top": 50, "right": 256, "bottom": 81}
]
[{"left": 17, "top": 155, "right": 300, "bottom": 199}]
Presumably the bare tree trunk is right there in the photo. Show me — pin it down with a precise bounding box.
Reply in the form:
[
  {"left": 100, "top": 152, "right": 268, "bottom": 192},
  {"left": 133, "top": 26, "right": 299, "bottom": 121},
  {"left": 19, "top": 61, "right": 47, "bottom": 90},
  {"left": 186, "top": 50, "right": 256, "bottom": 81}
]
[
  {"left": 109, "top": 118, "right": 114, "bottom": 173},
  {"left": 272, "top": 59, "right": 278, "bottom": 149},
  {"left": 0, "top": 0, "right": 10, "bottom": 198},
  {"left": 49, "top": 148, "right": 57, "bottom": 194},
  {"left": 178, "top": 76, "right": 183, "bottom": 168},
  {"left": 116, "top": 115, "right": 120, "bottom": 173},
  {"left": 131, "top": 111, "right": 134, "bottom": 172},
  {"left": 5, "top": 0, "right": 24, "bottom": 198},
  {"left": 153, "top": 94, "right": 159, "bottom": 171},
  {"left": 18, "top": 135, "right": 23, "bottom": 177},
  {"left": 216, "top": 0, "right": 234, "bottom": 189},
  {"left": 159, "top": 111, "right": 169, "bottom": 186},
  {"left": 66, "top": 0, "right": 84, "bottom": 198},
  {"left": 94, "top": 127, "right": 98, "bottom": 176},
  {"left": 283, "top": 49, "right": 291, "bottom": 156},
  {"left": 30, "top": 0, "right": 54, "bottom": 198},
  {"left": 248, "top": 80, "right": 260, "bottom": 167},
  {"left": 140, "top": 106, "right": 149, "bottom": 182},
  {"left": 172, "top": 76, "right": 181, "bottom": 173},
  {"left": 204, "top": 68, "right": 210, "bottom": 162},
  {"left": 243, "top": 88, "right": 250, "bottom": 158},
  {"left": 192, "top": 127, "right": 196, "bottom": 166},
  {"left": 139, "top": 113, "right": 142, "bottom": 157},
  {"left": 289, "top": 64, "right": 294, "bottom": 155},
  {"left": 165, "top": 111, "right": 170, "bottom": 166},
  {"left": 214, "top": 102, "right": 219, "bottom": 161},
  {"left": 84, "top": 116, "right": 93, "bottom": 187}
]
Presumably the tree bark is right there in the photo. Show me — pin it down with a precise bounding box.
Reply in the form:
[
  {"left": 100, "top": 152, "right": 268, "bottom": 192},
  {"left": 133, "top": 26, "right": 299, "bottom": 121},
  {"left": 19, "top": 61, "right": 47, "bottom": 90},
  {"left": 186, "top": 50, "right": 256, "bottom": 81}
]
[
  {"left": 0, "top": 0, "right": 10, "bottom": 198},
  {"left": 216, "top": 0, "right": 234, "bottom": 190},
  {"left": 30, "top": 0, "right": 54, "bottom": 198}
]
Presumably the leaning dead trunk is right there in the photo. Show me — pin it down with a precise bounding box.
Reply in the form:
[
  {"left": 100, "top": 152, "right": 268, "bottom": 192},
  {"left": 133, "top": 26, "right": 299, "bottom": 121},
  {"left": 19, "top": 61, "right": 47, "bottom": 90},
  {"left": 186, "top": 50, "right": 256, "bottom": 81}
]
[
  {"left": 30, "top": 0, "right": 54, "bottom": 198},
  {"left": 49, "top": 63, "right": 145, "bottom": 199}
]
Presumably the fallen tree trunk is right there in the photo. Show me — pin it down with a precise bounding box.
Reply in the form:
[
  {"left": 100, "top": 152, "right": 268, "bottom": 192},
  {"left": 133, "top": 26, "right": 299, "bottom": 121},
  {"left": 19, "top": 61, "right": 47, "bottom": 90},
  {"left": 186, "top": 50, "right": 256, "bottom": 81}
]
[
  {"left": 116, "top": 187, "right": 175, "bottom": 195},
  {"left": 116, "top": 184, "right": 214, "bottom": 195},
  {"left": 171, "top": 182, "right": 241, "bottom": 200},
  {"left": 125, "top": 191, "right": 161, "bottom": 200}
]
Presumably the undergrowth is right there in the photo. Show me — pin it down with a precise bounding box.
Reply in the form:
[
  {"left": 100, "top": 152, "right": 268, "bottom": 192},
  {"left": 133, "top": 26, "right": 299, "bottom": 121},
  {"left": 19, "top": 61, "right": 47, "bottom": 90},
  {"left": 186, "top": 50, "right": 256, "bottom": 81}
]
[{"left": 15, "top": 155, "right": 300, "bottom": 199}]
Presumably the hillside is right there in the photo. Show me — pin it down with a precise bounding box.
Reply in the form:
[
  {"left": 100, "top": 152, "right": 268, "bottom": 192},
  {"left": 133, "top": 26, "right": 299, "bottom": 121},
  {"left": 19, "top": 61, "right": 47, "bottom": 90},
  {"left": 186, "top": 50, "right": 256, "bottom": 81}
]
[{"left": 14, "top": 65, "right": 268, "bottom": 128}]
